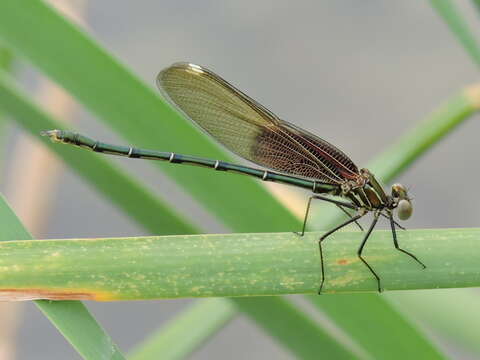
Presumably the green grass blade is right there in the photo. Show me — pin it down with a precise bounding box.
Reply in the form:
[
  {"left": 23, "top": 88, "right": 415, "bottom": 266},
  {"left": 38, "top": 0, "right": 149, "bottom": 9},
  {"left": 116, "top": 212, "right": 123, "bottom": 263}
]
[
  {"left": 0, "top": 0, "right": 298, "bottom": 233},
  {"left": 312, "top": 86, "right": 479, "bottom": 230},
  {"left": 0, "top": 46, "right": 12, "bottom": 69},
  {"left": 0, "top": 2, "right": 470, "bottom": 358},
  {"left": 430, "top": 0, "right": 480, "bottom": 68},
  {"left": 288, "top": 87, "right": 478, "bottom": 359},
  {"left": 0, "top": 67, "right": 347, "bottom": 357},
  {"left": 0, "top": 68, "right": 346, "bottom": 358},
  {"left": 307, "top": 294, "right": 444, "bottom": 360},
  {"left": 128, "top": 298, "right": 236, "bottom": 360},
  {"left": 0, "top": 194, "right": 125, "bottom": 359},
  {"left": 0, "top": 229, "right": 477, "bottom": 299},
  {"left": 0, "top": 69, "right": 196, "bottom": 235},
  {"left": 0, "top": 45, "right": 13, "bottom": 174},
  {"left": 387, "top": 289, "right": 480, "bottom": 355},
  {"left": 36, "top": 300, "right": 125, "bottom": 360},
  {"left": 370, "top": 86, "right": 479, "bottom": 182},
  {"left": 0, "top": 2, "right": 393, "bottom": 357},
  {"left": 473, "top": 0, "right": 480, "bottom": 15},
  {"left": 232, "top": 297, "right": 356, "bottom": 360}
]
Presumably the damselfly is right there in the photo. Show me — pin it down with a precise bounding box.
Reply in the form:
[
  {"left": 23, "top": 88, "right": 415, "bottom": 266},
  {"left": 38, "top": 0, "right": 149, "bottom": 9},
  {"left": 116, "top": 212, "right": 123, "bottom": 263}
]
[{"left": 41, "top": 62, "right": 426, "bottom": 293}]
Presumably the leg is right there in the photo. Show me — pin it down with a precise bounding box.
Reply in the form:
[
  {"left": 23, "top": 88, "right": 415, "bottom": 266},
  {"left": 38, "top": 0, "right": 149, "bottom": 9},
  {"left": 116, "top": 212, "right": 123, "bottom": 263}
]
[
  {"left": 297, "top": 196, "right": 314, "bottom": 237},
  {"left": 389, "top": 214, "right": 426, "bottom": 269},
  {"left": 380, "top": 213, "right": 405, "bottom": 230},
  {"left": 335, "top": 204, "right": 364, "bottom": 231},
  {"left": 318, "top": 214, "right": 363, "bottom": 294},
  {"left": 297, "top": 195, "right": 358, "bottom": 237},
  {"left": 358, "top": 213, "right": 382, "bottom": 292}
]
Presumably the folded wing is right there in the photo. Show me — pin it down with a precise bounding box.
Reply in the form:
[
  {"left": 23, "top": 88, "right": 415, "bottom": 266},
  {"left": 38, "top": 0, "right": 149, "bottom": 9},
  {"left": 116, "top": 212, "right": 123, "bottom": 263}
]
[{"left": 157, "top": 62, "right": 359, "bottom": 185}]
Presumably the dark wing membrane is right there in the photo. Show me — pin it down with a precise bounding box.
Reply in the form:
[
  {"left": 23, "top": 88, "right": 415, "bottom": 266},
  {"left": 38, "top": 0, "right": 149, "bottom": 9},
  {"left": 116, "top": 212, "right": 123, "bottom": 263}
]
[
  {"left": 273, "top": 119, "right": 359, "bottom": 180},
  {"left": 157, "top": 62, "right": 359, "bottom": 184}
]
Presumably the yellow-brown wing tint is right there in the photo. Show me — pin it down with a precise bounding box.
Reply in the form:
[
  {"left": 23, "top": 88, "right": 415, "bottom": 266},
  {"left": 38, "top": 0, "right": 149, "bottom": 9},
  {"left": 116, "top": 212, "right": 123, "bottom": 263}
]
[{"left": 157, "top": 62, "right": 359, "bottom": 184}]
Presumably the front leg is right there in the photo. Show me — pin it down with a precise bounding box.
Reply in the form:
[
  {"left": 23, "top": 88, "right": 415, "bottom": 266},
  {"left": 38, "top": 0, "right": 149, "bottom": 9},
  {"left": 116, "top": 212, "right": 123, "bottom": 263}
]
[
  {"left": 297, "top": 195, "right": 358, "bottom": 237},
  {"left": 388, "top": 213, "right": 426, "bottom": 269}
]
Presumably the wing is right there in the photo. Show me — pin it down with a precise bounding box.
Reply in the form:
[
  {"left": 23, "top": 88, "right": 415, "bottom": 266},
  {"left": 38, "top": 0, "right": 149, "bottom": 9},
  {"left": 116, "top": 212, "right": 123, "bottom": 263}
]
[{"left": 157, "top": 62, "right": 359, "bottom": 184}]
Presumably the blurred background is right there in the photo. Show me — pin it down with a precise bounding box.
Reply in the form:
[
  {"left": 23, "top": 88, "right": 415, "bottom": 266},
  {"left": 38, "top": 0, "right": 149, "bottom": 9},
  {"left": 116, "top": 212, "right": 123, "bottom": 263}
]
[{"left": 1, "top": 0, "right": 480, "bottom": 359}]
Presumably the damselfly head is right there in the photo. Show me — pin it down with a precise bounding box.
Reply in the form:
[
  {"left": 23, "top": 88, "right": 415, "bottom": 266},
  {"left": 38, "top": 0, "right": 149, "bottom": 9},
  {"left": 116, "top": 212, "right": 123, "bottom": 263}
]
[{"left": 391, "top": 183, "right": 412, "bottom": 220}]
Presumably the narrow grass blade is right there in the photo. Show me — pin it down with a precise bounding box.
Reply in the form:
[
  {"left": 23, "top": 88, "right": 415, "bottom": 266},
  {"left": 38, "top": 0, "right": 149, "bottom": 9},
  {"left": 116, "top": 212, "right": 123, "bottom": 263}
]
[
  {"left": 0, "top": 69, "right": 196, "bottom": 235},
  {"left": 370, "top": 85, "right": 480, "bottom": 182},
  {"left": 232, "top": 297, "right": 356, "bottom": 359},
  {"left": 0, "top": 229, "right": 478, "bottom": 299},
  {"left": 473, "top": 0, "right": 480, "bottom": 15},
  {"left": 313, "top": 86, "right": 480, "bottom": 232},
  {"left": 308, "top": 294, "right": 444, "bottom": 360},
  {"left": 0, "top": 2, "right": 395, "bottom": 357},
  {"left": 0, "top": 67, "right": 348, "bottom": 358},
  {"left": 0, "top": 194, "right": 125, "bottom": 359},
  {"left": 0, "top": 46, "right": 12, "bottom": 69},
  {"left": 129, "top": 298, "right": 236, "bottom": 360},
  {"left": 295, "top": 86, "right": 479, "bottom": 359},
  {"left": 0, "top": 45, "right": 12, "bottom": 174},
  {"left": 430, "top": 0, "right": 480, "bottom": 68},
  {"left": 0, "top": 0, "right": 299, "bottom": 233},
  {"left": 387, "top": 289, "right": 480, "bottom": 356},
  {"left": 325, "top": 85, "right": 478, "bottom": 359},
  {"left": 36, "top": 300, "right": 125, "bottom": 360},
  {"left": 0, "top": 2, "right": 466, "bottom": 358}
]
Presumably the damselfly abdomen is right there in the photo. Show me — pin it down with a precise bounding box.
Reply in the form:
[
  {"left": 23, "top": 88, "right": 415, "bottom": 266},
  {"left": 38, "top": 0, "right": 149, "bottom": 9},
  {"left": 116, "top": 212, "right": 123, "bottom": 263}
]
[{"left": 42, "top": 62, "right": 426, "bottom": 293}]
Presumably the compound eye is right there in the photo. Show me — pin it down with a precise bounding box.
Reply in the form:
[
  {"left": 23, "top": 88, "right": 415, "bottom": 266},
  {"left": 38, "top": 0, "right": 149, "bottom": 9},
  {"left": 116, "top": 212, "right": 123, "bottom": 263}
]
[
  {"left": 392, "top": 183, "right": 407, "bottom": 198},
  {"left": 397, "top": 199, "right": 412, "bottom": 220}
]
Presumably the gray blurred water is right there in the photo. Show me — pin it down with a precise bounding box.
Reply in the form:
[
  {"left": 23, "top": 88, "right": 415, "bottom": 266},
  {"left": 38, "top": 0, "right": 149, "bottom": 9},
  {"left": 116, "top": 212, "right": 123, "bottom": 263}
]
[{"left": 3, "top": 1, "right": 480, "bottom": 359}]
